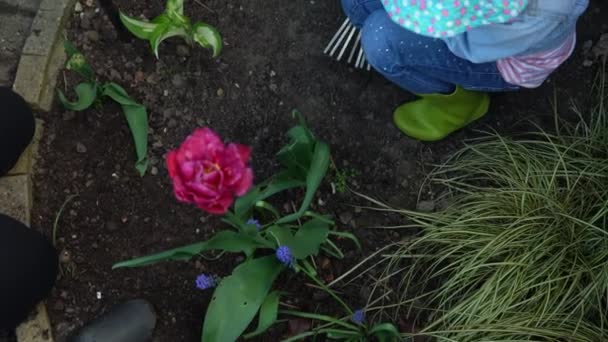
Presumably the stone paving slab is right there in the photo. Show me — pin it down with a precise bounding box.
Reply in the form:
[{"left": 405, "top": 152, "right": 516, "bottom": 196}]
[
  {"left": 38, "top": 36, "right": 67, "bottom": 112},
  {"left": 16, "top": 303, "right": 53, "bottom": 342},
  {"left": 0, "top": 175, "right": 31, "bottom": 225},
  {"left": 0, "top": 12, "right": 35, "bottom": 86},
  {"left": 12, "top": 0, "right": 75, "bottom": 110},
  {"left": 1, "top": 0, "right": 41, "bottom": 13}
]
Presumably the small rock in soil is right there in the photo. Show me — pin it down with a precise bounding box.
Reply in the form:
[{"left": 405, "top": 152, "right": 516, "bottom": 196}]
[
  {"left": 582, "top": 40, "right": 594, "bottom": 56},
  {"left": 395, "top": 161, "right": 416, "bottom": 179},
  {"left": 359, "top": 285, "right": 372, "bottom": 301},
  {"left": 416, "top": 200, "right": 435, "bottom": 213},
  {"left": 171, "top": 74, "right": 186, "bottom": 88},
  {"left": 176, "top": 44, "right": 190, "bottom": 57},
  {"left": 339, "top": 211, "right": 353, "bottom": 225},
  {"left": 85, "top": 30, "right": 100, "bottom": 42},
  {"left": 216, "top": 88, "right": 225, "bottom": 97},
  {"left": 195, "top": 260, "right": 204, "bottom": 270},
  {"left": 74, "top": 1, "right": 83, "bottom": 12},
  {"left": 592, "top": 33, "right": 608, "bottom": 59},
  {"left": 134, "top": 71, "right": 145, "bottom": 83},
  {"left": 60, "top": 249, "right": 71, "bottom": 263},
  {"left": 63, "top": 111, "right": 76, "bottom": 121},
  {"left": 53, "top": 300, "right": 65, "bottom": 311},
  {"left": 105, "top": 221, "right": 119, "bottom": 231},
  {"left": 109, "top": 69, "right": 121, "bottom": 81},
  {"left": 76, "top": 142, "right": 87, "bottom": 153},
  {"left": 150, "top": 167, "right": 159, "bottom": 175},
  {"left": 80, "top": 14, "right": 92, "bottom": 30}
]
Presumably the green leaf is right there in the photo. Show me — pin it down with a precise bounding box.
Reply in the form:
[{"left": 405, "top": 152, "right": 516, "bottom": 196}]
[
  {"left": 277, "top": 142, "right": 330, "bottom": 224},
  {"left": 102, "top": 82, "right": 149, "bottom": 176},
  {"left": 276, "top": 126, "right": 315, "bottom": 179},
  {"left": 370, "top": 323, "right": 401, "bottom": 342},
  {"left": 119, "top": 12, "right": 158, "bottom": 40},
  {"left": 292, "top": 218, "right": 330, "bottom": 258},
  {"left": 57, "top": 82, "right": 97, "bottom": 111},
  {"left": 280, "top": 310, "right": 359, "bottom": 330},
  {"left": 150, "top": 15, "right": 188, "bottom": 58},
  {"left": 255, "top": 201, "right": 281, "bottom": 220},
  {"left": 243, "top": 291, "right": 281, "bottom": 339},
  {"left": 234, "top": 175, "right": 305, "bottom": 219},
  {"left": 326, "top": 329, "right": 361, "bottom": 339},
  {"left": 292, "top": 110, "right": 312, "bottom": 135},
  {"left": 112, "top": 231, "right": 268, "bottom": 269},
  {"left": 192, "top": 22, "right": 223, "bottom": 57},
  {"left": 63, "top": 41, "right": 94, "bottom": 80},
  {"left": 202, "top": 256, "right": 283, "bottom": 342},
  {"left": 266, "top": 226, "right": 293, "bottom": 249},
  {"left": 165, "top": 0, "right": 185, "bottom": 15},
  {"left": 267, "top": 218, "right": 330, "bottom": 259},
  {"left": 164, "top": 0, "right": 189, "bottom": 26},
  {"left": 329, "top": 231, "right": 362, "bottom": 250},
  {"left": 63, "top": 39, "right": 80, "bottom": 57}
]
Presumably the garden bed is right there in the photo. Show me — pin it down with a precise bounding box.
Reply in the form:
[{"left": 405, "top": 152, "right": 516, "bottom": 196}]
[{"left": 32, "top": 0, "right": 605, "bottom": 340}]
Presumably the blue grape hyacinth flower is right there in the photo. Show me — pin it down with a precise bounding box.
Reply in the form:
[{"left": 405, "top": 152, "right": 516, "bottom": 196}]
[
  {"left": 276, "top": 246, "right": 294, "bottom": 267},
  {"left": 351, "top": 309, "right": 365, "bottom": 324},
  {"left": 246, "top": 218, "right": 262, "bottom": 230},
  {"left": 195, "top": 273, "right": 216, "bottom": 290}
]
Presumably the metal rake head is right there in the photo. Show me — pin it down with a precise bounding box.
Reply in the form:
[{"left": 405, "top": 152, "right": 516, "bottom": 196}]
[{"left": 324, "top": 18, "right": 371, "bottom": 71}]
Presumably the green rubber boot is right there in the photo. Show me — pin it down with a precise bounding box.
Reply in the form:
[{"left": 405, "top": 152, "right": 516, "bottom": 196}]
[{"left": 393, "top": 86, "right": 490, "bottom": 141}]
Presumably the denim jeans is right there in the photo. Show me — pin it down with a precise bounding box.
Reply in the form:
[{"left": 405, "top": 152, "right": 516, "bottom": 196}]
[{"left": 340, "top": 0, "right": 519, "bottom": 94}]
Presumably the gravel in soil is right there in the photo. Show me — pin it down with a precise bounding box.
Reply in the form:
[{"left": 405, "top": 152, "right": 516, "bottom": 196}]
[{"left": 32, "top": 0, "right": 606, "bottom": 341}]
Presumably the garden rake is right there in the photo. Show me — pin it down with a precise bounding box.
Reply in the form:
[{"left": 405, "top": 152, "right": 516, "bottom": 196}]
[{"left": 324, "top": 18, "right": 371, "bottom": 70}]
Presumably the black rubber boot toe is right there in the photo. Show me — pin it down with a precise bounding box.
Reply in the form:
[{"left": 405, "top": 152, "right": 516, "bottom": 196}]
[
  {"left": 67, "top": 299, "right": 156, "bottom": 342},
  {"left": 0, "top": 87, "right": 35, "bottom": 176}
]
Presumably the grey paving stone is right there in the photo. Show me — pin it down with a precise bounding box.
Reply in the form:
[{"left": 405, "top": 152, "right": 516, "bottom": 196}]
[
  {"left": 0, "top": 11, "right": 35, "bottom": 85},
  {"left": 12, "top": 54, "right": 47, "bottom": 106},
  {"left": 16, "top": 303, "right": 53, "bottom": 342},
  {"left": 22, "top": 8, "right": 63, "bottom": 56},
  {"left": 0, "top": 175, "right": 31, "bottom": 225},
  {"left": 0, "top": 12, "right": 34, "bottom": 54},
  {"left": 0, "top": 0, "right": 42, "bottom": 13}
]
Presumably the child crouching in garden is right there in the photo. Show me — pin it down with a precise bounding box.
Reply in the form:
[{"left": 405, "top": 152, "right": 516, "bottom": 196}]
[{"left": 341, "top": 0, "right": 589, "bottom": 141}]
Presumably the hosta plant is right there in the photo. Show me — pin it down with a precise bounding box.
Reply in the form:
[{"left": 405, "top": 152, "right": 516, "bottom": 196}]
[
  {"left": 113, "top": 112, "right": 360, "bottom": 342},
  {"left": 119, "top": 0, "right": 222, "bottom": 58},
  {"left": 57, "top": 41, "right": 149, "bottom": 176}
]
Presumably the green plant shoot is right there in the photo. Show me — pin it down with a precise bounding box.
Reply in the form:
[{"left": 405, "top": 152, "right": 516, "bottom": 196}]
[
  {"left": 119, "top": 0, "right": 222, "bottom": 58},
  {"left": 57, "top": 40, "right": 149, "bottom": 176}
]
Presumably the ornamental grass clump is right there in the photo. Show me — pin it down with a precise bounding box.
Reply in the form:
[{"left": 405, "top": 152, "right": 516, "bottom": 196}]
[{"left": 368, "top": 74, "right": 608, "bottom": 340}]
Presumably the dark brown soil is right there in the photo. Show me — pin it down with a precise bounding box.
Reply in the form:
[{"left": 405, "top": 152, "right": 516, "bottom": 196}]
[{"left": 32, "top": 0, "right": 606, "bottom": 341}]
